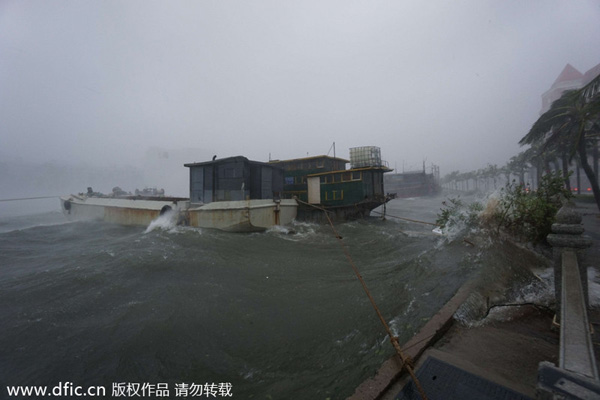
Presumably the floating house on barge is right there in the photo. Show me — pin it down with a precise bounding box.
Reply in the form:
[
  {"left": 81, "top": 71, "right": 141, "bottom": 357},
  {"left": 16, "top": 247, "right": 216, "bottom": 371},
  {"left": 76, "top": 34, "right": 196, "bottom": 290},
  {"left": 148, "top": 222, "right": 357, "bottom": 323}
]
[
  {"left": 185, "top": 156, "right": 284, "bottom": 203},
  {"left": 182, "top": 156, "right": 297, "bottom": 231},
  {"left": 60, "top": 156, "right": 298, "bottom": 232},
  {"left": 269, "top": 146, "right": 394, "bottom": 220}
]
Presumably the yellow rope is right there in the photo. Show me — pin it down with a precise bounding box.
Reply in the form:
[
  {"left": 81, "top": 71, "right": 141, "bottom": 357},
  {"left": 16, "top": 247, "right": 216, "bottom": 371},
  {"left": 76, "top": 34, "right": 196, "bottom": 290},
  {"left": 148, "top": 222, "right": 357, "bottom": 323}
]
[
  {"left": 293, "top": 198, "right": 428, "bottom": 396},
  {"left": 0, "top": 195, "right": 59, "bottom": 202},
  {"left": 371, "top": 210, "right": 438, "bottom": 226},
  {"left": 319, "top": 208, "right": 429, "bottom": 400}
]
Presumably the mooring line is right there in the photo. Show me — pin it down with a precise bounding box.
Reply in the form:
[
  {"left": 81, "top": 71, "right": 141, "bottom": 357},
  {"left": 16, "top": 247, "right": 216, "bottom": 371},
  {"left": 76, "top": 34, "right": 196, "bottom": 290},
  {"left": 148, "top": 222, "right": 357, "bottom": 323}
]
[
  {"left": 371, "top": 210, "right": 437, "bottom": 226},
  {"left": 320, "top": 209, "right": 429, "bottom": 400},
  {"left": 0, "top": 195, "right": 60, "bottom": 202}
]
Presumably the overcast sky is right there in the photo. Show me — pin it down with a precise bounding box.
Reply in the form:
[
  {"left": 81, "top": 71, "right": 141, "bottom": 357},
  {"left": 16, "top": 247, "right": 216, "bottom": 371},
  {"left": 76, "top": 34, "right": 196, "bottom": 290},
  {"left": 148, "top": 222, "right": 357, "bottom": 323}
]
[{"left": 1, "top": 1, "right": 599, "bottom": 176}]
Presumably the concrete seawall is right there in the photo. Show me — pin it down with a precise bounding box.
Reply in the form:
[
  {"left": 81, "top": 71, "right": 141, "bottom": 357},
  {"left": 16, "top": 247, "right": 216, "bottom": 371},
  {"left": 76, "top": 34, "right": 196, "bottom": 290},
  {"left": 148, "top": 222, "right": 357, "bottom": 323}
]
[
  {"left": 349, "top": 200, "right": 600, "bottom": 400},
  {"left": 349, "top": 279, "right": 476, "bottom": 399}
]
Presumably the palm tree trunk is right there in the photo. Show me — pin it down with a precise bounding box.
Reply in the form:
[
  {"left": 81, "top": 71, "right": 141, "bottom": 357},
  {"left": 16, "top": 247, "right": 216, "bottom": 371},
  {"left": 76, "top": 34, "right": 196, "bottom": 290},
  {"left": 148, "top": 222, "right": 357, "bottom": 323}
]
[
  {"left": 576, "top": 163, "right": 581, "bottom": 195},
  {"left": 561, "top": 153, "right": 571, "bottom": 191},
  {"left": 519, "top": 171, "right": 525, "bottom": 186},
  {"left": 593, "top": 139, "right": 599, "bottom": 185},
  {"left": 578, "top": 139, "right": 600, "bottom": 211}
]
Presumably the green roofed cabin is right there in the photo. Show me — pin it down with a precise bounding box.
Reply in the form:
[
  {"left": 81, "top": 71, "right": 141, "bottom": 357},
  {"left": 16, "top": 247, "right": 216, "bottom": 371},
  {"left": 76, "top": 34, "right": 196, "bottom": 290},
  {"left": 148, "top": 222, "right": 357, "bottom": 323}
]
[{"left": 269, "top": 147, "right": 394, "bottom": 220}]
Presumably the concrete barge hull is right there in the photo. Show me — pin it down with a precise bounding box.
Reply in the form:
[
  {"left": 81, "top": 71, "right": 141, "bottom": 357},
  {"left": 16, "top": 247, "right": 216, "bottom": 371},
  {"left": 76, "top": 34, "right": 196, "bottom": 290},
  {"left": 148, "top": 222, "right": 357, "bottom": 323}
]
[
  {"left": 60, "top": 196, "right": 298, "bottom": 232},
  {"left": 188, "top": 199, "right": 298, "bottom": 232},
  {"left": 60, "top": 196, "right": 188, "bottom": 226}
]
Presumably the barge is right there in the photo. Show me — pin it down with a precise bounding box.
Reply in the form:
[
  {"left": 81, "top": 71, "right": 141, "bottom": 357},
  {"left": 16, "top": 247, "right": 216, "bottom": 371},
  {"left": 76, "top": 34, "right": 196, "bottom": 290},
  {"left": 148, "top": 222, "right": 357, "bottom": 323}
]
[
  {"left": 269, "top": 146, "right": 395, "bottom": 221},
  {"left": 60, "top": 156, "right": 298, "bottom": 232}
]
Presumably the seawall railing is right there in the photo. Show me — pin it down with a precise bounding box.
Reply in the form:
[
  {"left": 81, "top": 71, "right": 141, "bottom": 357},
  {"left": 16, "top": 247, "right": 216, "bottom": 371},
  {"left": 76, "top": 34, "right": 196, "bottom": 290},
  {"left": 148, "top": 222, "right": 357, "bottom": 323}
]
[{"left": 537, "top": 201, "right": 600, "bottom": 398}]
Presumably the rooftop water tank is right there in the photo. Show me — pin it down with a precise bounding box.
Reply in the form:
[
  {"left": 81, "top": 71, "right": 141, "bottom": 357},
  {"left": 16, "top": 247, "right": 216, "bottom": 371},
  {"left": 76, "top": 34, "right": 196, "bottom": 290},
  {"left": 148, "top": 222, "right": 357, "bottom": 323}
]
[{"left": 349, "top": 146, "right": 382, "bottom": 168}]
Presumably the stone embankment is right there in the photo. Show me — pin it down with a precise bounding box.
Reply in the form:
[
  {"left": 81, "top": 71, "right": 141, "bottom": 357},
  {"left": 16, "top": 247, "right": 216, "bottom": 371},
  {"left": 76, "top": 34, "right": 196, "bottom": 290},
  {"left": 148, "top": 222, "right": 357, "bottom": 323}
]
[{"left": 350, "top": 200, "right": 600, "bottom": 400}]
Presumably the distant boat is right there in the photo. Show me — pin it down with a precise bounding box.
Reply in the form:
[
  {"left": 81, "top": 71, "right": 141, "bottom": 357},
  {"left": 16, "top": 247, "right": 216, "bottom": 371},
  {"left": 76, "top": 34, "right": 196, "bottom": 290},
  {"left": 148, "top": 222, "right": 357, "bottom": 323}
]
[
  {"left": 60, "top": 156, "right": 298, "bottom": 232},
  {"left": 384, "top": 167, "right": 441, "bottom": 198}
]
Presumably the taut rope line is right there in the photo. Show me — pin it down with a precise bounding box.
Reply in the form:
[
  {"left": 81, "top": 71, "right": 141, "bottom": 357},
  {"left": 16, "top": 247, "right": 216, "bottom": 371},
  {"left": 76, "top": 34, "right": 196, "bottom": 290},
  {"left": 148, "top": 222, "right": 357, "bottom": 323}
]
[
  {"left": 319, "top": 207, "right": 429, "bottom": 400},
  {"left": 370, "top": 210, "right": 437, "bottom": 226},
  {"left": 0, "top": 195, "right": 60, "bottom": 202}
]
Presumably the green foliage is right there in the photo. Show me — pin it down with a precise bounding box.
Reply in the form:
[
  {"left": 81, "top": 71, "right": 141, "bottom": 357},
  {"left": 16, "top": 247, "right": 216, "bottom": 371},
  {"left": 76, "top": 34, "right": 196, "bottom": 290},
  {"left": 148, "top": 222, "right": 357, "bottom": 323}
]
[
  {"left": 436, "top": 172, "right": 572, "bottom": 243},
  {"left": 436, "top": 197, "right": 482, "bottom": 230},
  {"left": 492, "top": 172, "right": 572, "bottom": 243},
  {"left": 436, "top": 197, "right": 461, "bottom": 229},
  {"left": 519, "top": 73, "right": 600, "bottom": 211}
]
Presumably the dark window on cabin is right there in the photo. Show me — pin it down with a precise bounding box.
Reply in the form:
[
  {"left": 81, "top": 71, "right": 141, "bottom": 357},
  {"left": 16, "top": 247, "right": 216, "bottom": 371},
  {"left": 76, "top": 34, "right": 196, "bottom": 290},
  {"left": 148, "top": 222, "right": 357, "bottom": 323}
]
[
  {"left": 343, "top": 172, "right": 351, "bottom": 181},
  {"left": 352, "top": 171, "right": 361, "bottom": 181},
  {"left": 374, "top": 171, "right": 383, "bottom": 194},
  {"left": 334, "top": 174, "right": 341, "bottom": 183},
  {"left": 190, "top": 166, "right": 204, "bottom": 203},
  {"left": 261, "top": 166, "right": 273, "bottom": 199},
  {"left": 224, "top": 168, "right": 236, "bottom": 178},
  {"left": 272, "top": 168, "right": 283, "bottom": 195}
]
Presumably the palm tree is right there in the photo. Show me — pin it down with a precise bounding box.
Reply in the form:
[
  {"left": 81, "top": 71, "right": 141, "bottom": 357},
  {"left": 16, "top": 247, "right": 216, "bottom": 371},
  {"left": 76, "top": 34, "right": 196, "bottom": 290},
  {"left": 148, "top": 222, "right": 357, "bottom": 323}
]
[
  {"left": 442, "top": 171, "right": 461, "bottom": 191},
  {"left": 485, "top": 164, "right": 499, "bottom": 190},
  {"left": 523, "top": 144, "right": 546, "bottom": 189},
  {"left": 506, "top": 151, "right": 530, "bottom": 185},
  {"left": 520, "top": 74, "right": 600, "bottom": 211}
]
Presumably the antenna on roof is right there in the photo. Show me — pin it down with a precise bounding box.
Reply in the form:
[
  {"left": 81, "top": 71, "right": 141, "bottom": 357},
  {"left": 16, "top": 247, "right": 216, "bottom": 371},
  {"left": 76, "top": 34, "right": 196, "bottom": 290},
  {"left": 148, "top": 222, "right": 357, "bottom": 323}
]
[{"left": 327, "top": 142, "right": 336, "bottom": 158}]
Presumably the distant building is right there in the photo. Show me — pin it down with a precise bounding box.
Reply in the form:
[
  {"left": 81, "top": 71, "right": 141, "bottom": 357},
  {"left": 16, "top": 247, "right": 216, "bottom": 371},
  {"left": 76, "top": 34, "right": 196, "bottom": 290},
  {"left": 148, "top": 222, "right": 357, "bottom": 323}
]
[{"left": 541, "top": 62, "right": 600, "bottom": 114}]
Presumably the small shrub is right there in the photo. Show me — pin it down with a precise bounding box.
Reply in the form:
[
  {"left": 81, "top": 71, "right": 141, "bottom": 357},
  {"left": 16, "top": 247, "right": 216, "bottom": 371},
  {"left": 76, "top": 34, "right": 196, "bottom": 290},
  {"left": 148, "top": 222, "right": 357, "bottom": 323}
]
[
  {"left": 436, "top": 197, "right": 482, "bottom": 230},
  {"left": 436, "top": 172, "right": 571, "bottom": 243},
  {"left": 492, "top": 172, "right": 571, "bottom": 243}
]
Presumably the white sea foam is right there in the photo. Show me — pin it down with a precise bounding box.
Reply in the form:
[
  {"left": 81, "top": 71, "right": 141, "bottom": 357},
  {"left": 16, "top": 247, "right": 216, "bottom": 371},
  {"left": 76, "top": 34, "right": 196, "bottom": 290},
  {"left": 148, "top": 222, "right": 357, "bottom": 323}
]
[
  {"left": 266, "top": 224, "right": 293, "bottom": 235},
  {"left": 144, "top": 210, "right": 178, "bottom": 234},
  {"left": 268, "top": 220, "right": 318, "bottom": 241}
]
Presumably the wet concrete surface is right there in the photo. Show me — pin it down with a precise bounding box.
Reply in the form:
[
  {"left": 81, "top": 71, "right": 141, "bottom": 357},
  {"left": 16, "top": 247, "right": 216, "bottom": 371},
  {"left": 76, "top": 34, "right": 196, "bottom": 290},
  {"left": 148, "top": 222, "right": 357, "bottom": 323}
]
[{"left": 350, "top": 199, "right": 600, "bottom": 400}]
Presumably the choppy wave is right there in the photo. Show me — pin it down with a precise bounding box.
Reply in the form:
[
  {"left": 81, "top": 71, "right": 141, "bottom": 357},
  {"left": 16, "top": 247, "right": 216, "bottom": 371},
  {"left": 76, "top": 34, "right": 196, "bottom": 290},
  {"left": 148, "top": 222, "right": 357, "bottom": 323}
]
[
  {"left": 0, "top": 195, "right": 563, "bottom": 399},
  {"left": 0, "top": 211, "right": 72, "bottom": 234}
]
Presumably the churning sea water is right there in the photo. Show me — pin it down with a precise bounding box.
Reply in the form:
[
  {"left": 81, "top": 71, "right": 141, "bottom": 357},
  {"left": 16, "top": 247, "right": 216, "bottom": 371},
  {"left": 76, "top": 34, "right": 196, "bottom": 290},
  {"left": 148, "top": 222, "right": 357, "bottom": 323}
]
[{"left": 0, "top": 196, "right": 546, "bottom": 399}]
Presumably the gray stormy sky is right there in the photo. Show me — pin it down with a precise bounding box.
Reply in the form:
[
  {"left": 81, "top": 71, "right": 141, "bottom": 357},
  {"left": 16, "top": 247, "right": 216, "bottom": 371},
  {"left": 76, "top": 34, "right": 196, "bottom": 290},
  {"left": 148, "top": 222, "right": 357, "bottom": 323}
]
[{"left": 1, "top": 1, "right": 600, "bottom": 176}]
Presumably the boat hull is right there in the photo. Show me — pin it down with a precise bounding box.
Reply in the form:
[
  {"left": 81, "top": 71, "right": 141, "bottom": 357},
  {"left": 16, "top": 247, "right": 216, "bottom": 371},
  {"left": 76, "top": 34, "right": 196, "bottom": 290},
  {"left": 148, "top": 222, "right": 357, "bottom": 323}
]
[
  {"left": 296, "top": 197, "right": 391, "bottom": 222},
  {"left": 187, "top": 199, "right": 297, "bottom": 232},
  {"left": 60, "top": 196, "right": 189, "bottom": 226},
  {"left": 60, "top": 196, "right": 297, "bottom": 232}
]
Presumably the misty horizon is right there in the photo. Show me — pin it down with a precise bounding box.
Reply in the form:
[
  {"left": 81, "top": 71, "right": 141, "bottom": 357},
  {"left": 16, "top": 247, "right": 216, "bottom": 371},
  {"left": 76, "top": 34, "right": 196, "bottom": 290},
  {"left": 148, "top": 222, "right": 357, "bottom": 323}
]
[{"left": 2, "top": 1, "right": 600, "bottom": 192}]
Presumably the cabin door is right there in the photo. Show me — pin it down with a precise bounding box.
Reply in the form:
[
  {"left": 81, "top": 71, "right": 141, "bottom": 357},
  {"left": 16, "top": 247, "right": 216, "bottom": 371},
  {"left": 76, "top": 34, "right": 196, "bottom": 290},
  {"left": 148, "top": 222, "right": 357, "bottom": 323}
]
[{"left": 307, "top": 177, "right": 321, "bottom": 204}]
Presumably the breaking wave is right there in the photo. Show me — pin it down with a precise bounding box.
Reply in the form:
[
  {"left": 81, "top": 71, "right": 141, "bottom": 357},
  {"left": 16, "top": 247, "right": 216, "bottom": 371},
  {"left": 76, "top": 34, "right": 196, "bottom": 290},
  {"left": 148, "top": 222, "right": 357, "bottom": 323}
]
[{"left": 144, "top": 210, "right": 178, "bottom": 234}]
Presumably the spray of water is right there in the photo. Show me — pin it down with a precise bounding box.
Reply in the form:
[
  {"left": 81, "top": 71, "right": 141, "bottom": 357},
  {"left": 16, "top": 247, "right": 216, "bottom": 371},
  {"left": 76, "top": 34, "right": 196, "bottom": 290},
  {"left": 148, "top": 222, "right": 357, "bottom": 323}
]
[{"left": 144, "top": 210, "right": 178, "bottom": 234}]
